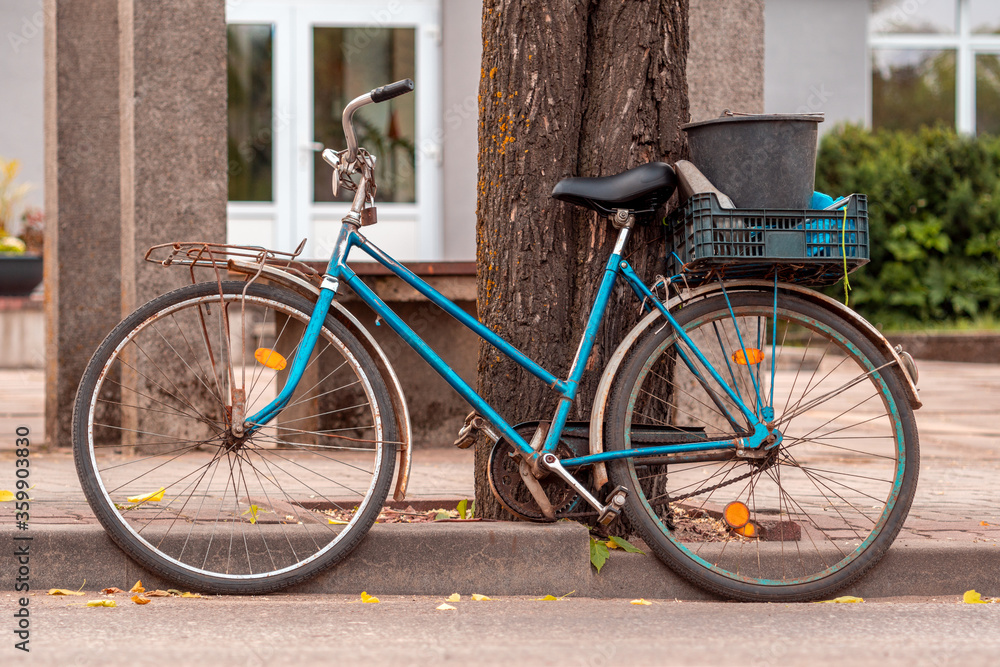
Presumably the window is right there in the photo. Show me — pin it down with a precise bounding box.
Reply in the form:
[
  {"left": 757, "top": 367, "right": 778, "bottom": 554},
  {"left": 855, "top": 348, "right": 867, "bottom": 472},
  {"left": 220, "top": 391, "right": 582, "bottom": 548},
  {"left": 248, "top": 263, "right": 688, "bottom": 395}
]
[
  {"left": 225, "top": 1, "right": 443, "bottom": 261},
  {"left": 227, "top": 24, "right": 274, "bottom": 202},
  {"left": 312, "top": 27, "right": 416, "bottom": 205},
  {"left": 871, "top": 0, "right": 1000, "bottom": 135}
]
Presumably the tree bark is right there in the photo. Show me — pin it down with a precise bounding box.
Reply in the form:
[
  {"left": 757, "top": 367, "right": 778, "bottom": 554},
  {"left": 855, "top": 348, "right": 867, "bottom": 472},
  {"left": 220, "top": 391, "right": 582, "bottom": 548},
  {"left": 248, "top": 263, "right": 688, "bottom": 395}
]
[{"left": 475, "top": 0, "right": 690, "bottom": 519}]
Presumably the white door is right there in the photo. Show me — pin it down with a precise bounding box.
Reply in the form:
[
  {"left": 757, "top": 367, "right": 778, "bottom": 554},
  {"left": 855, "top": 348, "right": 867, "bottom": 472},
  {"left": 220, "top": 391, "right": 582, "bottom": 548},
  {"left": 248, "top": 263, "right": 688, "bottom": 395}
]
[{"left": 227, "top": 0, "right": 443, "bottom": 261}]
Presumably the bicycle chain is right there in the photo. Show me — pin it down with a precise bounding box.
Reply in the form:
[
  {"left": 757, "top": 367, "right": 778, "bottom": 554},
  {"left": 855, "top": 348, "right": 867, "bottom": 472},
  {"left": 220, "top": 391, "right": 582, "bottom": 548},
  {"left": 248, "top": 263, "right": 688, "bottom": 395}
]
[{"left": 557, "top": 457, "right": 776, "bottom": 518}]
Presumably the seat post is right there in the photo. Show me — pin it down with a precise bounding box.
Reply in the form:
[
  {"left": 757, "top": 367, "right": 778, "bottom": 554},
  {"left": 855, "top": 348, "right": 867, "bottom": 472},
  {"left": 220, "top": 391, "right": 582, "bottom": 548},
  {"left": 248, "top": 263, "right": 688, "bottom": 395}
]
[{"left": 611, "top": 208, "right": 635, "bottom": 255}]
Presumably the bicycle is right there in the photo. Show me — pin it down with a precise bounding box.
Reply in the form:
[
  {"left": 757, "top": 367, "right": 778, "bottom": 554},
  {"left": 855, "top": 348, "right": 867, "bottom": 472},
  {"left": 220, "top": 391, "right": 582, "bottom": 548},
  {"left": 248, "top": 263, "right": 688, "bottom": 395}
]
[{"left": 73, "top": 79, "right": 921, "bottom": 602}]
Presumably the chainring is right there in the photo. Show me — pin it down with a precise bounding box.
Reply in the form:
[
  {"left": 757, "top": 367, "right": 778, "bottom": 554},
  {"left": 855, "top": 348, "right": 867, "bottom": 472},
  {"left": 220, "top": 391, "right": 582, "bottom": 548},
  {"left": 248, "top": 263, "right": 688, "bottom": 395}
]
[{"left": 487, "top": 437, "right": 589, "bottom": 522}]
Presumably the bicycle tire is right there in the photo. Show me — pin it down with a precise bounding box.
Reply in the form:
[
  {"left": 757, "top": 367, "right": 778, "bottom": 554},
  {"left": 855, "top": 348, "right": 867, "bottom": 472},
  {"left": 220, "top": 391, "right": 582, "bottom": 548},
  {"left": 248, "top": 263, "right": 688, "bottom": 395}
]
[
  {"left": 604, "top": 289, "right": 919, "bottom": 601},
  {"left": 73, "top": 281, "right": 398, "bottom": 594}
]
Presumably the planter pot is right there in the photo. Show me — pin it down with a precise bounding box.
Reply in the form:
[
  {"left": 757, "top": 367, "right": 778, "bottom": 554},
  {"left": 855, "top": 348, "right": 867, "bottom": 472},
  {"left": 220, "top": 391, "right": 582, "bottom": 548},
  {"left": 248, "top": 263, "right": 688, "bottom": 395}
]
[{"left": 0, "top": 253, "right": 44, "bottom": 297}]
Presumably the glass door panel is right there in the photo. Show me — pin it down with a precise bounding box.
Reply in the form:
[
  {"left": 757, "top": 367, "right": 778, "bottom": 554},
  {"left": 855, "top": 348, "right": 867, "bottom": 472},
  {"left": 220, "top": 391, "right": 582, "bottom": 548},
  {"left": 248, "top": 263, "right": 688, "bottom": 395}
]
[
  {"left": 313, "top": 27, "right": 416, "bottom": 204},
  {"left": 228, "top": 24, "right": 274, "bottom": 202}
]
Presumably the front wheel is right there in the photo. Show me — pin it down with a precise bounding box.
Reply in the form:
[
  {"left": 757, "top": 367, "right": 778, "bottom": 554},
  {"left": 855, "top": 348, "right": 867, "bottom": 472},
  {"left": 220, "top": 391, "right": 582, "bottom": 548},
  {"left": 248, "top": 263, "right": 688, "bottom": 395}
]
[
  {"left": 605, "top": 289, "right": 919, "bottom": 601},
  {"left": 73, "top": 281, "right": 399, "bottom": 594}
]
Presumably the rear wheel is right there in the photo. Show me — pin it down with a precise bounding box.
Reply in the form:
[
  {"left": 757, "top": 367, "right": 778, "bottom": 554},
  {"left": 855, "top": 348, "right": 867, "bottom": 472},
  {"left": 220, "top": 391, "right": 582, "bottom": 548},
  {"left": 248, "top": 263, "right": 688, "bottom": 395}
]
[
  {"left": 605, "top": 289, "right": 919, "bottom": 601},
  {"left": 73, "top": 281, "right": 398, "bottom": 594}
]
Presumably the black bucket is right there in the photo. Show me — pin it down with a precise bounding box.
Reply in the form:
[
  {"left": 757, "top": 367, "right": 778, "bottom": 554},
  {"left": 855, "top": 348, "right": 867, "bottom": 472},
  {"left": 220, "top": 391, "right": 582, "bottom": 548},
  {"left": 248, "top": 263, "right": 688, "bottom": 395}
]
[{"left": 681, "top": 113, "right": 823, "bottom": 209}]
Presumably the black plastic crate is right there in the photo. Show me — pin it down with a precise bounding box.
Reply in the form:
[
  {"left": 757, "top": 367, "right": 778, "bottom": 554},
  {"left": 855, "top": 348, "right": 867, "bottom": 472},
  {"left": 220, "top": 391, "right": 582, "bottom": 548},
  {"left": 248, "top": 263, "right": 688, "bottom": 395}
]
[{"left": 665, "top": 193, "right": 869, "bottom": 287}]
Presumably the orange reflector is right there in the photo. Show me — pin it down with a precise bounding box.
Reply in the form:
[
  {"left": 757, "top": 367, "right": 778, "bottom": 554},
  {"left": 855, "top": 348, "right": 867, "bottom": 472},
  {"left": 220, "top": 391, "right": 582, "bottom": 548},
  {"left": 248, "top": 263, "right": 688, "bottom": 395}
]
[
  {"left": 723, "top": 501, "right": 750, "bottom": 529},
  {"left": 254, "top": 348, "right": 287, "bottom": 371},
  {"left": 734, "top": 522, "right": 757, "bottom": 538},
  {"left": 732, "top": 348, "right": 764, "bottom": 366}
]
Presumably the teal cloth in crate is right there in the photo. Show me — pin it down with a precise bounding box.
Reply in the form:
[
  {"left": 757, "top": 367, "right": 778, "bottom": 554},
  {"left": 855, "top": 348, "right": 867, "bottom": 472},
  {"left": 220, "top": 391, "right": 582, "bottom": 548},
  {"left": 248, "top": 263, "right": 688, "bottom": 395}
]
[
  {"left": 806, "top": 191, "right": 855, "bottom": 258},
  {"left": 809, "top": 191, "right": 836, "bottom": 209}
]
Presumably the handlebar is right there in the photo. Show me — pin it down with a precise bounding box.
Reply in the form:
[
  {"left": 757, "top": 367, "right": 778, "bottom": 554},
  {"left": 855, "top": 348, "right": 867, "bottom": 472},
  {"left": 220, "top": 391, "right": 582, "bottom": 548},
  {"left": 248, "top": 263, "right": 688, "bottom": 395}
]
[
  {"left": 372, "top": 79, "right": 414, "bottom": 103},
  {"left": 341, "top": 78, "right": 415, "bottom": 165}
]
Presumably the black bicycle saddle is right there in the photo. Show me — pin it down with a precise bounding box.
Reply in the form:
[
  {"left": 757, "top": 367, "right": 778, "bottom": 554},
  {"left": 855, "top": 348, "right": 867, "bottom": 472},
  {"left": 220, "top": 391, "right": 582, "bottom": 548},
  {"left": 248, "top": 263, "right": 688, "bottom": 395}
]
[{"left": 551, "top": 162, "right": 677, "bottom": 216}]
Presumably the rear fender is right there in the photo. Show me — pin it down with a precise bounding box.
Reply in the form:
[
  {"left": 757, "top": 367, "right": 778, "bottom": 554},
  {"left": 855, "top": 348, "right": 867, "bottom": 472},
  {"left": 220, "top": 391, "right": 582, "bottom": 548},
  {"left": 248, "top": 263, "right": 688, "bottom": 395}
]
[{"left": 588, "top": 280, "right": 921, "bottom": 488}]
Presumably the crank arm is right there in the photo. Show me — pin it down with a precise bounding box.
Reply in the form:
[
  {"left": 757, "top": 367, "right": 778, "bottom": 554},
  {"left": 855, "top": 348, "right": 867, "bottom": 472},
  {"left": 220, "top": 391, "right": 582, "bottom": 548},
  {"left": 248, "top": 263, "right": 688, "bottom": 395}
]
[
  {"left": 539, "top": 453, "right": 627, "bottom": 526},
  {"left": 518, "top": 459, "right": 556, "bottom": 520}
]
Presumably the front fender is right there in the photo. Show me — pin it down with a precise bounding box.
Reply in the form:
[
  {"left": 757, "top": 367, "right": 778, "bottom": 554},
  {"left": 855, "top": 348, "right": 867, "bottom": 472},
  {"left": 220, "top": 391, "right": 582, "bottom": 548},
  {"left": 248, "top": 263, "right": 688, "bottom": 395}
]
[
  {"left": 587, "top": 280, "right": 921, "bottom": 489},
  {"left": 229, "top": 260, "right": 412, "bottom": 501}
]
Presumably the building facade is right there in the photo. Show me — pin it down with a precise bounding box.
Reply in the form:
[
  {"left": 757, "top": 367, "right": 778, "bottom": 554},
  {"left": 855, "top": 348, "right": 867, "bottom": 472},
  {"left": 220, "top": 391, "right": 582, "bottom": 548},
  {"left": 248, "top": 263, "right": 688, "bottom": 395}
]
[{"left": 4, "top": 1, "right": 997, "bottom": 262}]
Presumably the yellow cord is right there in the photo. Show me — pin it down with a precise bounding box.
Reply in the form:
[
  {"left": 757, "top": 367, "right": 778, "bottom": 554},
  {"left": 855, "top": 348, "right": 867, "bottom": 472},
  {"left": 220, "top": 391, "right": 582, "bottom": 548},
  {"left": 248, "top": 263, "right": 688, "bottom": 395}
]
[{"left": 841, "top": 204, "right": 851, "bottom": 305}]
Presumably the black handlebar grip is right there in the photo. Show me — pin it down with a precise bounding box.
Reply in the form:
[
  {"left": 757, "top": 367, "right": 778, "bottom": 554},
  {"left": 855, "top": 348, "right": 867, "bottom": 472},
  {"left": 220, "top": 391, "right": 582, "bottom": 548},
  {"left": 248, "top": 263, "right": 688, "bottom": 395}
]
[{"left": 371, "top": 79, "right": 414, "bottom": 103}]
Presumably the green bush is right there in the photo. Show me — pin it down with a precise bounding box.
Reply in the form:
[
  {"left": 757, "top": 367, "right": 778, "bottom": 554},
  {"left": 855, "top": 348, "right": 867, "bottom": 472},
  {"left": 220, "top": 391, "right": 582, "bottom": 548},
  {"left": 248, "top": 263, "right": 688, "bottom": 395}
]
[{"left": 815, "top": 124, "right": 1000, "bottom": 328}]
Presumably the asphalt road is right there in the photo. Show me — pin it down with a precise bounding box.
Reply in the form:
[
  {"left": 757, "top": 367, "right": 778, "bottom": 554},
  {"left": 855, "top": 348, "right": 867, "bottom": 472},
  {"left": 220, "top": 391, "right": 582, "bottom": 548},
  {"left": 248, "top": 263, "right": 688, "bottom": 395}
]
[{"left": 3, "top": 593, "right": 998, "bottom": 666}]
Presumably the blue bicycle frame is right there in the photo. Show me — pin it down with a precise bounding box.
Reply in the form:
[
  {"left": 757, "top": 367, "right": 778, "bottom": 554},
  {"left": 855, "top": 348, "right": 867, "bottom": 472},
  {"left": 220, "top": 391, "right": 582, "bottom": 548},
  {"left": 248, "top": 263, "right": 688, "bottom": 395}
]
[{"left": 245, "top": 219, "right": 773, "bottom": 468}]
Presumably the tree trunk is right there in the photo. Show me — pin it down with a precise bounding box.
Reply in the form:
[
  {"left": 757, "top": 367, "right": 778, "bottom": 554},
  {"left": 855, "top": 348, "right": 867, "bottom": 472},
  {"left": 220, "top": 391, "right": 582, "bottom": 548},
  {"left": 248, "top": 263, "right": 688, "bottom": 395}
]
[{"left": 475, "top": 0, "right": 690, "bottom": 519}]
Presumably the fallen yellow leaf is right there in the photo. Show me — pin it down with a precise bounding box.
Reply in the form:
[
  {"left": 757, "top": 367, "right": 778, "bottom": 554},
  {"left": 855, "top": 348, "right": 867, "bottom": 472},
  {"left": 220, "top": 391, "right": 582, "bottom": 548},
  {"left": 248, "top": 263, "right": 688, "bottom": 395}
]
[
  {"left": 964, "top": 590, "right": 987, "bottom": 604},
  {"left": 47, "top": 589, "right": 85, "bottom": 596},
  {"left": 145, "top": 590, "right": 170, "bottom": 597},
  {"left": 471, "top": 593, "right": 491, "bottom": 601},
  {"left": 101, "top": 588, "right": 124, "bottom": 595},
  {"left": 131, "top": 595, "right": 150, "bottom": 605},
  {"left": 85, "top": 600, "right": 117, "bottom": 607},
  {"left": 981, "top": 521, "right": 991, "bottom": 526},
  {"left": 535, "top": 590, "right": 574, "bottom": 601},
  {"left": 446, "top": 593, "right": 461, "bottom": 602},
  {"left": 436, "top": 603, "right": 457, "bottom": 610},
  {"left": 180, "top": 592, "right": 204, "bottom": 598},
  {"left": 126, "top": 487, "right": 165, "bottom": 503},
  {"left": 129, "top": 580, "right": 145, "bottom": 594},
  {"left": 605, "top": 540, "right": 619, "bottom": 550},
  {"left": 328, "top": 518, "right": 348, "bottom": 525},
  {"left": 360, "top": 591, "right": 379, "bottom": 604},
  {"left": 630, "top": 599, "right": 652, "bottom": 605},
  {"left": 817, "top": 596, "right": 864, "bottom": 604},
  {"left": 0, "top": 490, "right": 14, "bottom": 502}
]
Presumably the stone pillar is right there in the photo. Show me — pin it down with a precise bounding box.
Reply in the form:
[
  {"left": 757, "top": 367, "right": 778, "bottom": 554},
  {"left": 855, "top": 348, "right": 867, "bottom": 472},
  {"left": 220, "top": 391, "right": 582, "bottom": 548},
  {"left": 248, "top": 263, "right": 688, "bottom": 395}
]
[
  {"left": 119, "top": 0, "right": 228, "bottom": 310},
  {"left": 687, "top": 0, "right": 765, "bottom": 122},
  {"left": 44, "top": 0, "right": 122, "bottom": 447},
  {"left": 44, "top": 0, "right": 227, "bottom": 448},
  {"left": 116, "top": 0, "right": 228, "bottom": 449}
]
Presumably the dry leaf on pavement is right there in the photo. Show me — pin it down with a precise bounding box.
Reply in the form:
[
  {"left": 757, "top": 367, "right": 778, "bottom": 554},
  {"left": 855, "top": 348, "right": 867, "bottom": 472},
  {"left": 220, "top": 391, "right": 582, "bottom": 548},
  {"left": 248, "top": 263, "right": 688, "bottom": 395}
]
[{"left": 963, "top": 590, "right": 988, "bottom": 604}]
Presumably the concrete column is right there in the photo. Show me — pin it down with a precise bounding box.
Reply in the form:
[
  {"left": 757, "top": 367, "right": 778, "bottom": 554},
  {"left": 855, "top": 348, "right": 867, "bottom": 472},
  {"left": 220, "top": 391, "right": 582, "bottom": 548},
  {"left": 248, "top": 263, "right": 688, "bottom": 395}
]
[
  {"left": 119, "top": 0, "right": 228, "bottom": 310},
  {"left": 687, "top": 0, "right": 765, "bottom": 122},
  {"left": 44, "top": 0, "right": 228, "bottom": 448},
  {"left": 116, "top": 0, "right": 228, "bottom": 448},
  {"left": 44, "top": 0, "right": 122, "bottom": 447}
]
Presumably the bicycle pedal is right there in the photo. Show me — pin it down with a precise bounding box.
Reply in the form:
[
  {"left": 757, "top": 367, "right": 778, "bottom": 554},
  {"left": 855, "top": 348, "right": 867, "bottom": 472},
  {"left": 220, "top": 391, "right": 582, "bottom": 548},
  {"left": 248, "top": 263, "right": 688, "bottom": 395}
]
[
  {"left": 452, "top": 412, "right": 498, "bottom": 449},
  {"left": 597, "top": 485, "right": 629, "bottom": 526}
]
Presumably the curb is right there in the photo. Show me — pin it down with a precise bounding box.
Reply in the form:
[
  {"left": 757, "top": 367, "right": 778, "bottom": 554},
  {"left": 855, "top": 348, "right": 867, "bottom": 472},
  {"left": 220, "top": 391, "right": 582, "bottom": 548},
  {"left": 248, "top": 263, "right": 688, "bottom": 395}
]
[{"left": 3, "top": 524, "right": 998, "bottom": 599}]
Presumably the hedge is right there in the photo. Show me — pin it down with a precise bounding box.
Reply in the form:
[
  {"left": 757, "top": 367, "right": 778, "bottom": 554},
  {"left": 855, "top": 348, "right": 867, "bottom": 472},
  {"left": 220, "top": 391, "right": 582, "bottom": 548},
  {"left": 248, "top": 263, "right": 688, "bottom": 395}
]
[{"left": 815, "top": 124, "right": 1000, "bottom": 328}]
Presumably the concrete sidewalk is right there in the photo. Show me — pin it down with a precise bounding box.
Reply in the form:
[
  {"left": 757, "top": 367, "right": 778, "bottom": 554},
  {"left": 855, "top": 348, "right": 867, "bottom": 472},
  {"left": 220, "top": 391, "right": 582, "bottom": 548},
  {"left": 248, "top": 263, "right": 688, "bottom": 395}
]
[{"left": 1, "top": 360, "right": 998, "bottom": 598}]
